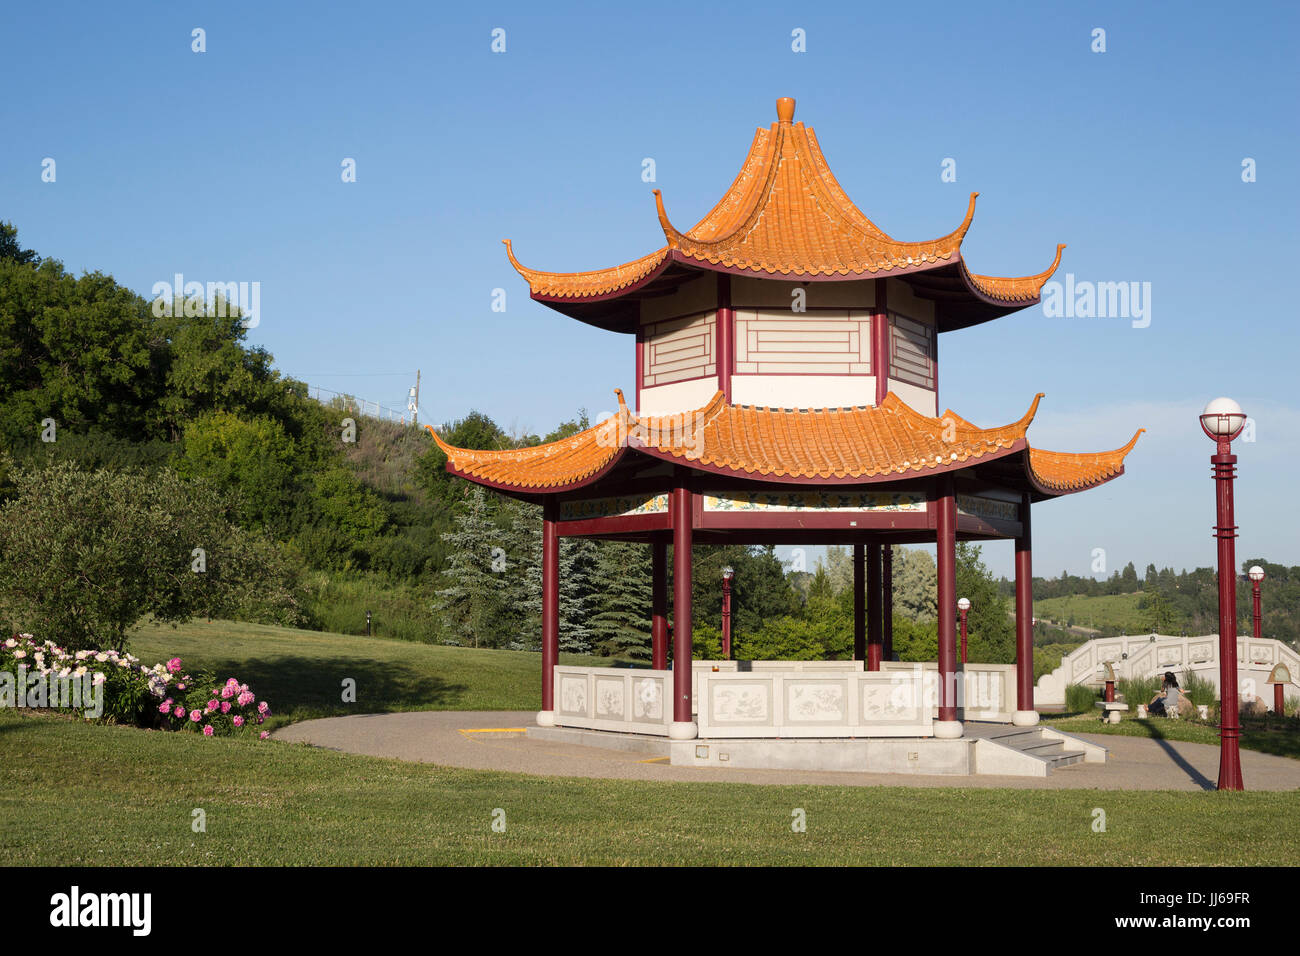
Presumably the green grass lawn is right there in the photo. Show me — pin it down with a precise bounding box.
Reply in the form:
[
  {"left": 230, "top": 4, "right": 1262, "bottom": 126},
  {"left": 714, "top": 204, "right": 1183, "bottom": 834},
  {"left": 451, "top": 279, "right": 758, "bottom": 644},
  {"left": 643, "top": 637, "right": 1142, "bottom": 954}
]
[
  {"left": 127, "top": 618, "right": 615, "bottom": 730},
  {"left": 2, "top": 708, "right": 1297, "bottom": 866},
  {"left": 4, "top": 618, "right": 1296, "bottom": 866}
]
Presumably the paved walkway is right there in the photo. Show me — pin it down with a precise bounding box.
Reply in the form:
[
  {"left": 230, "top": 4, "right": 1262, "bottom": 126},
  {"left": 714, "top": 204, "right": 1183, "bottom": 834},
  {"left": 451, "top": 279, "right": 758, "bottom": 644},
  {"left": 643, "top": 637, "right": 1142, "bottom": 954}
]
[{"left": 273, "top": 711, "right": 1300, "bottom": 791}]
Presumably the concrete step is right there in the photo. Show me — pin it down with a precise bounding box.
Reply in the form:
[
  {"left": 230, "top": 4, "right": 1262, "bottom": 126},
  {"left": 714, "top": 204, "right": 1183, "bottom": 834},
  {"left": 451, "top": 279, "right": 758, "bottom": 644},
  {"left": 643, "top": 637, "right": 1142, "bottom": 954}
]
[
  {"left": 1049, "top": 750, "right": 1088, "bottom": 769},
  {"left": 1019, "top": 739, "right": 1065, "bottom": 757},
  {"left": 977, "top": 726, "right": 1041, "bottom": 744},
  {"left": 973, "top": 727, "right": 1092, "bottom": 775}
]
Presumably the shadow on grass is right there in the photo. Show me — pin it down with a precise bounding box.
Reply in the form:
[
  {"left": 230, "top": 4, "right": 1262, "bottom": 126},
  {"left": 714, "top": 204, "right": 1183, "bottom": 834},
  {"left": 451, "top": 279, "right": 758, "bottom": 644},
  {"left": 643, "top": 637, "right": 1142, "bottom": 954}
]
[
  {"left": 192, "top": 655, "right": 468, "bottom": 722},
  {"left": 1239, "top": 717, "right": 1300, "bottom": 760}
]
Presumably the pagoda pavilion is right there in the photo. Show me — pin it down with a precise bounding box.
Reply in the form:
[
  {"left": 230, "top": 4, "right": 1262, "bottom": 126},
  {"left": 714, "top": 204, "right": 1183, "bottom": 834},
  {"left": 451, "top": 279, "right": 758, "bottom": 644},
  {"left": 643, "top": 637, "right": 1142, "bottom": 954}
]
[{"left": 428, "top": 98, "right": 1141, "bottom": 743}]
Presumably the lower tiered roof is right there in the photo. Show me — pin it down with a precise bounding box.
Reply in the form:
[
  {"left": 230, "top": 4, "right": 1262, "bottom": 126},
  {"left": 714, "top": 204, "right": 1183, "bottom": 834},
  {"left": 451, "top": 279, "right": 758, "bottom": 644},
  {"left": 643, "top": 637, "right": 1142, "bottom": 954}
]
[{"left": 425, "top": 391, "right": 1142, "bottom": 501}]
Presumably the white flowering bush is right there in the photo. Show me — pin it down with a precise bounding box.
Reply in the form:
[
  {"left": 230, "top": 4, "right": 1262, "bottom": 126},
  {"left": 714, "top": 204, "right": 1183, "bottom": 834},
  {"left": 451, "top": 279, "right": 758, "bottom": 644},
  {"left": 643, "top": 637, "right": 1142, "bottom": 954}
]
[{"left": 1, "top": 635, "right": 271, "bottom": 738}]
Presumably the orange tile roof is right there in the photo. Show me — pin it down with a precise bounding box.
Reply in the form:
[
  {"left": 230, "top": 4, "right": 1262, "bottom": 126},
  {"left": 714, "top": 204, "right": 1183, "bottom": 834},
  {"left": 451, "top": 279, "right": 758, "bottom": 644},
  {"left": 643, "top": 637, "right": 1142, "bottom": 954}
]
[
  {"left": 425, "top": 390, "right": 1141, "bottom": 497},
  {"left": 1027, "top": 431, "right": 1145, "bottom": 494},
  {"left": 505, "top": 98, "right": 1063, "bottom": 307},
  {"left": 503, "top": 242, "right": 669, "bottom": 300}
]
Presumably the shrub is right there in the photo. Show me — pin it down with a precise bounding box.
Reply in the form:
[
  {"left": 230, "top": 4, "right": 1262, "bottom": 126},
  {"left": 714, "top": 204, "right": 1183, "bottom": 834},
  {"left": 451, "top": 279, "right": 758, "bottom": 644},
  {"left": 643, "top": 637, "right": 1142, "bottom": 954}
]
[
  {"left": 1118, "top": 675, "right": 1161, "bottom": 707},
  {"left": 1065, "top": 682, "right": 1100, "bottom": 714},
  {"left": 0, "top": 459, "right": 307, "bottom": 651},
  {"left": 0, "top": 635, "right": 272, "bottom": 738},
  {"left": 1180, "top": 671, "right": 1217, "bottom": 707}
]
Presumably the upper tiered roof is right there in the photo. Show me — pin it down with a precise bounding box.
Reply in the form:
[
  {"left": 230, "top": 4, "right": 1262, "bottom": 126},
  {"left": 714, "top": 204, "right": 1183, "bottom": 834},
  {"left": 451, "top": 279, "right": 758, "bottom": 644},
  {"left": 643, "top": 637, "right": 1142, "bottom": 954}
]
[{"left": 506, "top": 97, "right": 1064, "bottom": 333}]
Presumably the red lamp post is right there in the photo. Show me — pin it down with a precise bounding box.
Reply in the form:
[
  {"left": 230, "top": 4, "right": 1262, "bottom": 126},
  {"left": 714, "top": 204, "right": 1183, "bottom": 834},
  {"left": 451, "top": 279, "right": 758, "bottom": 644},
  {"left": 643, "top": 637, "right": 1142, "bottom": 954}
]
[
  {"left": 1201, "top": 397, "right": 1248, "bottom": 791},
  {"left": 721, "top": 566, "right": 735, "bottom": 660},
  {"left": 957, "top": 597, "right": 971, "bottom": 664},
  {"left": 1248, "top": 565, "right": 1264, "bottom": 643}
]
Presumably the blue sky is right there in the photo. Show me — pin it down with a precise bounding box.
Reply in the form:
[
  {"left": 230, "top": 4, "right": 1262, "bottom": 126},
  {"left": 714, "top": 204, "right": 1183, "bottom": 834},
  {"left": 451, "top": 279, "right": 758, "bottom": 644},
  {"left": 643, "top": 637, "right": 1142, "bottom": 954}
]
[{"left": 3, "top": 1, "right": 1297, "bottom": 578}]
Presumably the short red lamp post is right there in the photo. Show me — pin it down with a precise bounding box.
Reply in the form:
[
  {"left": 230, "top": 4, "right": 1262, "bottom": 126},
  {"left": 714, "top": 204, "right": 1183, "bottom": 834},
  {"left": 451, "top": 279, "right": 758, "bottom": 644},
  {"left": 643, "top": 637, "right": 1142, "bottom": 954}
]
[
  {"left": 957, "top": 597, "right": 971, "bottom": 664},
  {"left": 721, "top": 566, "right": 735, "bottom": 660},
  {"left": 1201, "top": 397, "right": 1247, "bottom": 791},
  {"left": 1266, "top": 664, "right": 1290, "bottom": 718}
]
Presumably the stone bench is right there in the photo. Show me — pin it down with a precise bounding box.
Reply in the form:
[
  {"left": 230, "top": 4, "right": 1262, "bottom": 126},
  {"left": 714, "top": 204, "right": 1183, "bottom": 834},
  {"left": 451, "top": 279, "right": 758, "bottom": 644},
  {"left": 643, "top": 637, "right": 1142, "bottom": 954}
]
[{"left": 1095, "top": 701, "right": 1129, "bottom": 724}]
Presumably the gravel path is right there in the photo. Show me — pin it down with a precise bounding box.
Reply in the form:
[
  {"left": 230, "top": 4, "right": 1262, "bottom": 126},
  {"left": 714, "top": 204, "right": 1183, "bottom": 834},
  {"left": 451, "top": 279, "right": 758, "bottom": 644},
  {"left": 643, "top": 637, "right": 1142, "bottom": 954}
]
[{"left": 273, "top": 711, "right": 1300, "bottom": 791}]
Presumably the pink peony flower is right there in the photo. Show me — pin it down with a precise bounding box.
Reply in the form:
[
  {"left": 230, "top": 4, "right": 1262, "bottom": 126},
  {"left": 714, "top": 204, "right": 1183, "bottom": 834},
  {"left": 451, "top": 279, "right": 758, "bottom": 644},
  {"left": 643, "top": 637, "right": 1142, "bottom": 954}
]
[
  {"left": 237, "top": 691, "right": 255, "bottom": 707},
  {"left": 257, "top": 701, "right": 269, "bottom": 715},
  {"left": 158, "top": 701, "right": 171, "bottom": 714},
  {"left": 202, "top": 725, "right": 214, "bottom": 737},
  {"left": 211, "top": 688, "right": 219, "bottom": 697},
  {"left": 221, "top": 685, "right": 234, "bottom": 699},
  {"left": 166, "top": 657, "right": 182, "bottom": 673},
  {"left": 259, "top": 731, "right": 269, "bottom": 739},
  {"left": 205, "top": 699, "right": 219, "bottom": 713},
  {"left": 232, "top": 716, "right": 244, "bottom": 727},
  {"left": 173, "top": 705, "right": 185, "bottom": 718},
  {"left": 176, "top": 683, "right": 186, "bottom": 691},
  {"left": 220, "top": 701, "right": 231, "bottom": 714},
  {"left": 189, "top": 709, "right": 202, "bottom": 722}
]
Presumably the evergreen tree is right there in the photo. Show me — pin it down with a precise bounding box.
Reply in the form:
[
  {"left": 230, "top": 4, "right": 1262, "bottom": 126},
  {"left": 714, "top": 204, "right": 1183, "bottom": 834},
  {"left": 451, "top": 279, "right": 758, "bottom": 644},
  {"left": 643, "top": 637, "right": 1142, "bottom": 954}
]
[
  {"left": 434, "top": 485, "right": 508, "bottom": 648},
  {"left": 820, "top": 545, "right": 853, "bottom": 595},
  {"left": 559, "top": 536, "right": 599, "bottom": 653},
  {"left": 498, "top": 496, "right": 542, "bottom": 651},
  {"left": 587, "top": 541, "right": 652, "bottom": 659},
  {"left": 893, "top": 547, "right": 937, "bottom": 621},
  {"left": 806, "top": 565, "right": 835, "bottom": 603}
]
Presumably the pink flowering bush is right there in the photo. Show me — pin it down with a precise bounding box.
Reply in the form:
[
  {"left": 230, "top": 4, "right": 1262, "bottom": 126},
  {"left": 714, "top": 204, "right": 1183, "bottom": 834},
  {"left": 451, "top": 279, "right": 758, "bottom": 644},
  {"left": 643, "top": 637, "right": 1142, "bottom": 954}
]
[
  {"left": 1, "top": 636, "right": 272, "bottom": 740},
  {"left": 153, "top": 671, "right": 272, "bottom": 738}
]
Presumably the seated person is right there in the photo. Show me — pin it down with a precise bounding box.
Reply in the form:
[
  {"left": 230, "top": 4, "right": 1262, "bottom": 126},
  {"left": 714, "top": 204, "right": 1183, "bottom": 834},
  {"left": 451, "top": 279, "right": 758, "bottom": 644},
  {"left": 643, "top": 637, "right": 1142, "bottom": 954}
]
[{"left": 1148, "top": 672, "right": 1182, "bottom": 717}]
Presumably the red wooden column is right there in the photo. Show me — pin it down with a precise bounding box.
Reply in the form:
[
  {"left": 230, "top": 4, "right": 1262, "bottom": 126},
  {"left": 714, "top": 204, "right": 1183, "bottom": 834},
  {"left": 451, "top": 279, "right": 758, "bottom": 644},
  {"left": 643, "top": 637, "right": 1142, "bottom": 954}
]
[
  {"left": 670, "top": 473, "right": 697, "bottom": 738},
  {"left": 852, "top": 544, "right": 865, "bottom": 660},
  {"left": 872, "top": 281, "right": 889, "bottom": 406},
  {"left": 882, "top": 545, "right": 894, "bottom": 661},
  {"left": 651, "top": 539, "right": 668, "bottom": 670},
  {"left": 867, "top": 542, "right": 883, "bottom": 670},
  {"left": 1012, "top": 493, "right": 1038, "bottom": 725},
  {"left": 537, "top": 498, "right": 560, "bottom": 726},
  {"left": 934, "top": 477, "right": 961, "bottom": 736},
  {"left": 716, "top": 273, "right": 733, "bottom": 403}
]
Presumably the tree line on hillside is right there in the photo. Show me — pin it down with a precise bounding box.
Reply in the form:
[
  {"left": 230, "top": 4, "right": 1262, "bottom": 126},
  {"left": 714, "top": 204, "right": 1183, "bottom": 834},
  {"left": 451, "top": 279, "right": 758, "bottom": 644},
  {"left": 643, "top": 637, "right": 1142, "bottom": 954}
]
[{"left": 1000, "top": 560, "right": 1300, "bottom": 646}]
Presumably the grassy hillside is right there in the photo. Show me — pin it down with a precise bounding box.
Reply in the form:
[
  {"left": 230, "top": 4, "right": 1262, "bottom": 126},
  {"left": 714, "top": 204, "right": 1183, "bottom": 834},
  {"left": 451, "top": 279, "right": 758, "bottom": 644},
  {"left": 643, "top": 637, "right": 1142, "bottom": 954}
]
[
  {"left": 127, "top": 618, "right": 615, "bottom": 728},
  {"left": 1035, "top": 592, "right": 1148, "bottom": 634}
]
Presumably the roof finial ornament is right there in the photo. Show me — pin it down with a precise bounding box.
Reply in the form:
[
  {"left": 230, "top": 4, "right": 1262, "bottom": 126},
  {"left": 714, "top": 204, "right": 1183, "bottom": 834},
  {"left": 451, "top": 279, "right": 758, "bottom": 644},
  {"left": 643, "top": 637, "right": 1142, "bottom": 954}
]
[
  {"left": 614, "top": 388, "right": 639, "bottom": 428},
  {"left": 776, "top": 97, "right": 795, "bottom": 125}
]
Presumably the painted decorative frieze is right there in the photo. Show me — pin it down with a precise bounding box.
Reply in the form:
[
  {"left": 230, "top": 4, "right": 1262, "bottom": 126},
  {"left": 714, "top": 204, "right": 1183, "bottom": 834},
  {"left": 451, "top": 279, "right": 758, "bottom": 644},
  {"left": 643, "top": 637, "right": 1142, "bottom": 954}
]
[
  {"left": 956, "top": 495, "right": 1019, "bottom": 523},
  {"left": 704, "top": 491, "right": 926, "bottom": 513},
  {"left": 559, "top": 493, "right": 669, "bottom": 521}
]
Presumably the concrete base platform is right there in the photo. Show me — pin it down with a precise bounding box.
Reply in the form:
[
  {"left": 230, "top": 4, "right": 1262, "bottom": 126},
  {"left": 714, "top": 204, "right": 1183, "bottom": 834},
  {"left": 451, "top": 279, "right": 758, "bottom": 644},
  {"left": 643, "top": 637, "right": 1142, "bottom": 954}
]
[
  {"left": 529, "top": 722, "right": 1097, "bottom": 777},
  {"left": 274, "top": 710, "right": 1300, "bottom": 790},
  {"left": 678, "top": 737, "right": 972, "bottom": 774}
]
